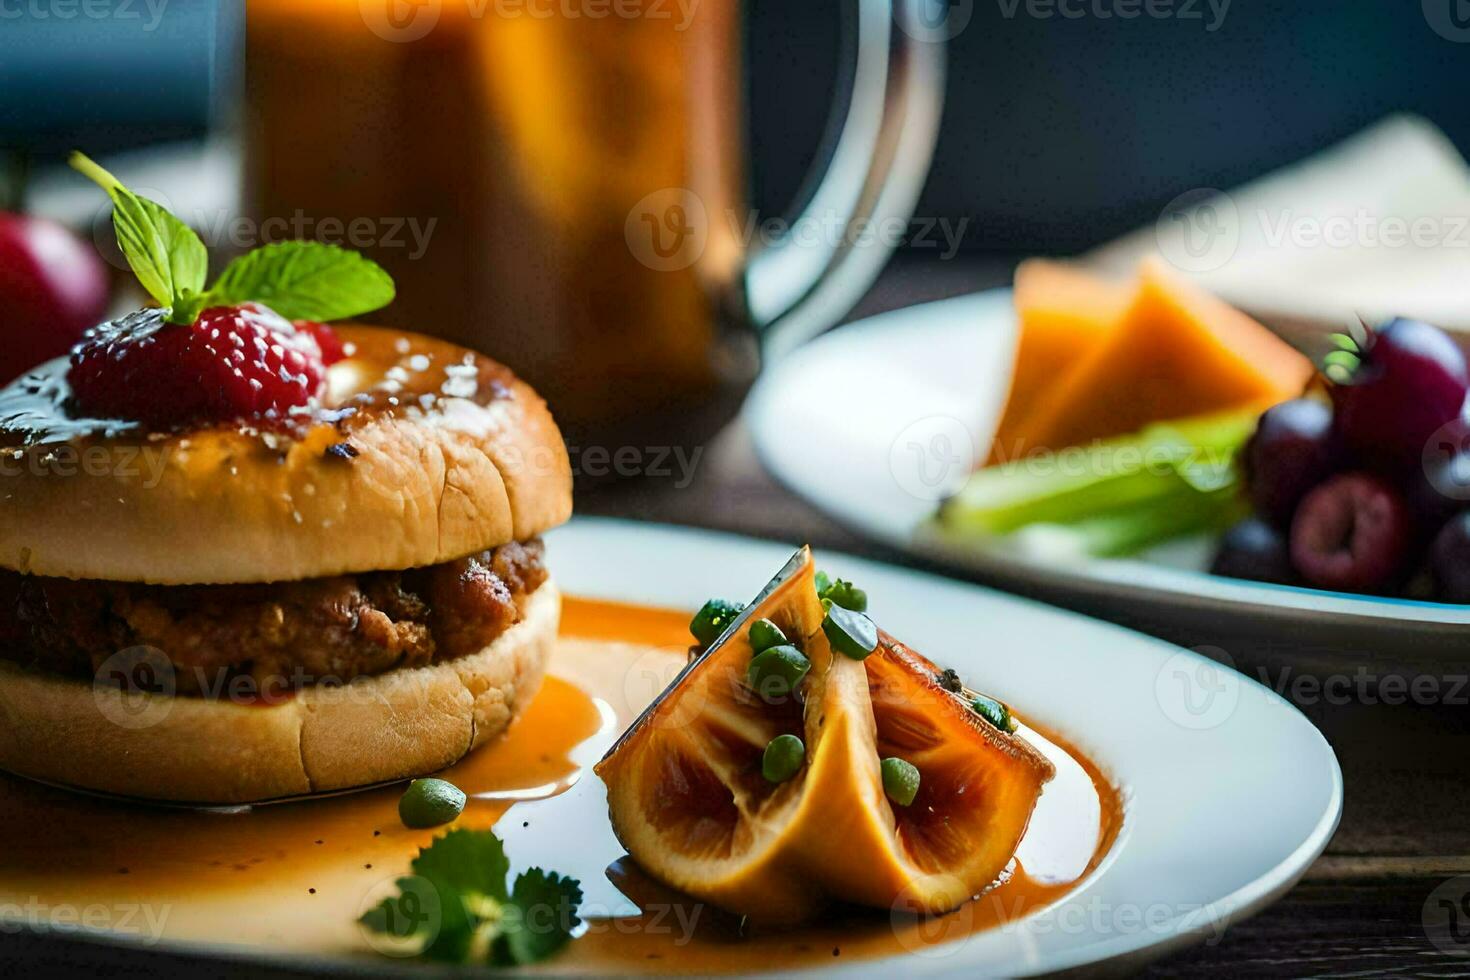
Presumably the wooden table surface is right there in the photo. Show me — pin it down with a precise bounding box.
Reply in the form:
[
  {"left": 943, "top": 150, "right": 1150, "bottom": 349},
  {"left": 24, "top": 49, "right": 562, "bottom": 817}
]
[{"left": 577, "top": 254, "right": 1470, "bottom": 977}]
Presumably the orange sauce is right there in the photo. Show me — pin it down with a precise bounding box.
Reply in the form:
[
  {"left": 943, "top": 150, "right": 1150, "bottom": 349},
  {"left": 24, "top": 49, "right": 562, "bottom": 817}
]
[{"left": 0, "top": 597, "right": 1121, "bottom": 969}]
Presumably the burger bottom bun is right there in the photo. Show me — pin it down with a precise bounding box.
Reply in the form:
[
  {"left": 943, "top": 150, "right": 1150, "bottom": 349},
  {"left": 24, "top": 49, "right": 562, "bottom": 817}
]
[{"left": 0, "top": 580, "right": 560, "bottom": 805}]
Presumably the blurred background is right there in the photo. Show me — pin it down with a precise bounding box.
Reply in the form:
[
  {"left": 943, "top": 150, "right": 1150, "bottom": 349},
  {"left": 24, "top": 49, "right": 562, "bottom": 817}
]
[
  {"left": 2, "top": 1, "right": 1469, "bottom": 444},
  {"left": 5, "top": 2, "right": 1469, "bottom": 246}
]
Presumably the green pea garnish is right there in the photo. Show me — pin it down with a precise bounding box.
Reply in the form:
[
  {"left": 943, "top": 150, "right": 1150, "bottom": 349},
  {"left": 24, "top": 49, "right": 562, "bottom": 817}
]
[
  {"left": 972, "top": 694, "right": 1017, "bottom": 733},
  {"left": 398, "top": 777, "right": 467, "bottom": 828},
  {"left": 821, "top": 600, "right": 877, "bottom": 660},
  {"left": 689, "top": 598, "right": 744, "bottom": 648},
  {"left": 762, "top": 734, "right": 805, "bottom": 783},
  {"left": 747, "top": 618, "right": 787, "bottom": 654},
  {"left": 880, "top": 757, "right": 920, "bottom": 807},
  {"left": 819, "top": 576, "right": 868, "bottom": 612},
  {"left": 746, "top": 645, "right": 811, "bottom": 702}
]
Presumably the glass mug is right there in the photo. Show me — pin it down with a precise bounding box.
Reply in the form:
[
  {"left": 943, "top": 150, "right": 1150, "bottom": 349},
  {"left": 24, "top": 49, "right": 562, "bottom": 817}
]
[{"left": 245, "top": 0, "right": 944, "bottom": 452}]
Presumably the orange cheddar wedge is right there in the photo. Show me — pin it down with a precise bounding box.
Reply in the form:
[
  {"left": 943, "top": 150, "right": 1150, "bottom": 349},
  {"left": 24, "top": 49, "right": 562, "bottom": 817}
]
[
  {"left": 987, "top": 260, "right": 1131, "bottom": 464},
  {"left": 1004, "top": 257, "right": 1312, "bottom": 458},
  {"left": 596, "top": 548, "right": 1053, "bottom": 923}
]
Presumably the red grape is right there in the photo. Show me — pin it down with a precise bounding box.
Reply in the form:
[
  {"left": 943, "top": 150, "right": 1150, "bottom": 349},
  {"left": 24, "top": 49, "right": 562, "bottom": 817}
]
[
  {"left": 1289, "top": 472, "right": 1412, "bottom": 593},
  {"left": 1332, "top": 318, "right": 1469, "bottom": 472},
  {"left": 1243, "top": 398, "right": 1340, "bottom": 528},
  {"left": 0, "top": 212, "right": 109, "bottom": 384}
]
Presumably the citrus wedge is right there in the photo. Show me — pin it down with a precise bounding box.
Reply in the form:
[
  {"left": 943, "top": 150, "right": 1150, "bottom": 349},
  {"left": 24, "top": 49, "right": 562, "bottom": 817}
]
[{"left": 595, "top": 548, "right": 1055, "bottom": 923}]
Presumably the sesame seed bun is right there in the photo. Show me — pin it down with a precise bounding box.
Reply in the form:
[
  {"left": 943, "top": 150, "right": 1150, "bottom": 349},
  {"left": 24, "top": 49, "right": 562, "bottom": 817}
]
[{"left": 0, "top": 327, "right": 572, "bottom": 585}]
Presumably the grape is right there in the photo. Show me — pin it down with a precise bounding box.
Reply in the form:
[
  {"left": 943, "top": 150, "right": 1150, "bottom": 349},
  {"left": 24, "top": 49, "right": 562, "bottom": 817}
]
[
  {"left": 1332, "top": 318, "right": 1470, "bottom": 472},
  {"left": 1406, "top": 442, "right": 1470, "bottom": 533},
  {"left": 1211, "top": 518, "right": 1297, "bottom": 585},
  {"left": 1289, "top": 473, "right": 1412, "bottom": 593},
  {"left": 0, "top": 213, "right": 109, "bottom": 385},
  {"left": 1243, "top": 398, "right": 1340, "bottom": 528},
  {"left": 1431, "top": 514, "right": 1470, "bottom": 603}
]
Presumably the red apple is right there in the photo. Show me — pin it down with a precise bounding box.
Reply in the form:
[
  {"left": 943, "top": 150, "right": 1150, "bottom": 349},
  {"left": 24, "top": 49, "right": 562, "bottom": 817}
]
[{"left": 0, "top": 212, "right": 110, "bottom": 385}]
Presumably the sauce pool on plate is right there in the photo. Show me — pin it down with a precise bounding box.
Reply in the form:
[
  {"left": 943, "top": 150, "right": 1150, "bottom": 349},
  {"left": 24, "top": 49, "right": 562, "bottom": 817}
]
[{"left": 0, "top": 597, "right": 1121, "bottom": 969}]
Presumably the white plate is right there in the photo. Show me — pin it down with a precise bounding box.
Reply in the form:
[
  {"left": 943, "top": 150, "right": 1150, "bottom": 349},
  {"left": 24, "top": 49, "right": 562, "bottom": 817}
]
[
  {"left": 549, "top": 518, "right": 1341, "bottom": 976},
  {"left": 746, "top": 290, "right": 1470, "bottom": 656},
  {"left": 7, "top": 519, "right": 1340, "bottom": 977}
]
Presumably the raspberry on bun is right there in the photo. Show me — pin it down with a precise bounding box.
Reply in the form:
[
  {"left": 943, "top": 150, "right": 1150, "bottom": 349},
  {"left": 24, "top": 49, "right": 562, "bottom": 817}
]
[{"left": 0, "top": 155, "right": 572, "bottom": 804}]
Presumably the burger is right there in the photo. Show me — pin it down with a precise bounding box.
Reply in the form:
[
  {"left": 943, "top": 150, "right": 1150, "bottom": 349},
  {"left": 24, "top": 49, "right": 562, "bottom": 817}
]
[{"left": 0, "top": 157, "right": 572, "bottom": 804}]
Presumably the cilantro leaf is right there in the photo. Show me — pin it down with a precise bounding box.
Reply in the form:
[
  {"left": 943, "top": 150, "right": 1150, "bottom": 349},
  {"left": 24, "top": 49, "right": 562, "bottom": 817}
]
[
  {"left": 410, "top": 827, "right": 511, "bottom": 902},
  {"left": 358, "top": 829, "right": 581, "bottom": 968},
  {"left": 206, "top": 241, "right": 395, "bottom": 322},
  {"left": 69, "top": 152, "right": 207, "bottom": 321},
  {"left": 492, "top": 869, "right": 584, "bottom": 966},
  {"left": 360, "top": 878, "right": 438, "bottom": 939}
]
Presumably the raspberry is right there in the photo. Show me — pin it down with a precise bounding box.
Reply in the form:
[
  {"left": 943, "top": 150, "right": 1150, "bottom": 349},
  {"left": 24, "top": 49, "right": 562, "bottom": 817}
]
[
  {"left": 68, "top": 303, "right": 328, "bottom": 428},
  {"left": 293, "top": 320, "right": 348, "bottom": 365}
]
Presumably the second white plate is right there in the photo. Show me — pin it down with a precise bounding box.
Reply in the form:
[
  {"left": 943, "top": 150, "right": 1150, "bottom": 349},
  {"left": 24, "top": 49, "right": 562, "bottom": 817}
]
[{"left": 746, "top": 290, "right": 1470, "bottom": 658}]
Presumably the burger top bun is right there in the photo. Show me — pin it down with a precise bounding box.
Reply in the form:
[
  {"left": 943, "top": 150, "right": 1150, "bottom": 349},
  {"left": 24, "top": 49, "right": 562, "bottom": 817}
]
[{"left": 0, "top": 327, "right": 572, "bottom": 585}]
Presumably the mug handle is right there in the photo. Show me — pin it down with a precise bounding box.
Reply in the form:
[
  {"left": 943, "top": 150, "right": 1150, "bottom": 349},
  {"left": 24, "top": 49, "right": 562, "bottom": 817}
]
[{"left": 745, "top": 0, "right": 947, "bottom": 360}]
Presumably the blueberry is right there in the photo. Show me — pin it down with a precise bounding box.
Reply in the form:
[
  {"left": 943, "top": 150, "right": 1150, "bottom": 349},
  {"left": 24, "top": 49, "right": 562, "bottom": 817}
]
[{"left": 1211, "top": 518, "right": 1298, "bottom": 585}]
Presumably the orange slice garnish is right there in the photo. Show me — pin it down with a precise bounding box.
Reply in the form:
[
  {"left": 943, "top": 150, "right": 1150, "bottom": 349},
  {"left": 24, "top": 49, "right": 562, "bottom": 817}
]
[{"left": 595, "top": 548, "right": 1055, "bottom": 922}]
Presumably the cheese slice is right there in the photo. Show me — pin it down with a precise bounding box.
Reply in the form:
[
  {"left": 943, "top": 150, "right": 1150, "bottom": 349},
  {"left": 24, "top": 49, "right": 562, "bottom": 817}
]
[
  {"left": 1000, "top": 257, "right": 1312, "bottom": 458},
  {"left": 987, "top": 261, "right": 1130, "bottom": 464}
]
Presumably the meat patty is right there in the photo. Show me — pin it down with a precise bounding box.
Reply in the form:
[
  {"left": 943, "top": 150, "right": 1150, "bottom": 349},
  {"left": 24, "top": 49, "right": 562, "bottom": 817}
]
[{"left": 0, "top": 539, "right": 547, "bottom": 697}]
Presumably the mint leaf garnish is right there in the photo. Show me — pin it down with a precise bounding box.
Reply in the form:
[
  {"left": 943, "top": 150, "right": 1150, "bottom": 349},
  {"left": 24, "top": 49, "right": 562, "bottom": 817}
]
[
  {"left": 358, "top": 828, "right": 581, "bottom": 967},
  {"left": 69, "top": 152, "right": 206, "bottom": 321},
  {"left": 207, "top": 241, "right": 395, "bottom": 322},
  {"left": 70, "top": 151, "right": 395, "bottom": 327}
]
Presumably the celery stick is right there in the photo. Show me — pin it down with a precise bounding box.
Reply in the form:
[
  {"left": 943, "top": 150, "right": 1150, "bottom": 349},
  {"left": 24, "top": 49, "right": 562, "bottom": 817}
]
[
  {"left": 939, "top": 406, "right": 1255, "bottom": 535},
  {"left": 940, "top": 463, "right": 1176, "bottom": 535},
  {"left": 1036, "top": 484, "right": 1245, "bottom": 557},
  {"left": 934, "top": 405, "right": 1259, "bottom": 556}
]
